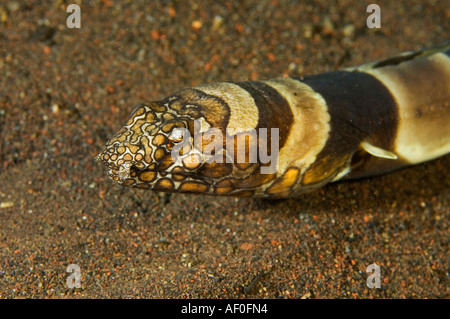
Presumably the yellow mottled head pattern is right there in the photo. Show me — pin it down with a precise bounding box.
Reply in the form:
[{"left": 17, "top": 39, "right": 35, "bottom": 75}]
[{"left": 96, "top": 85, "right": 282, "bottom": 196}]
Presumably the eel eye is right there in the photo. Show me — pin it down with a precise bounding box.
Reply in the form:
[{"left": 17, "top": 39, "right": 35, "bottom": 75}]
[{"left": 168, "top": 128, "right": 185, "bottom": 143}]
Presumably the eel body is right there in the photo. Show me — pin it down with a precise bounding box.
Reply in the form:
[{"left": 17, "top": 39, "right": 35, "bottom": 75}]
[{"left": 96, "top": 42, "right": 450, "bottom": 198}]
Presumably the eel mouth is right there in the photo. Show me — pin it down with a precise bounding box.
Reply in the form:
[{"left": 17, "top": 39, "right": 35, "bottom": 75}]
[
  {"left": 95, "top": 148, "right": 146, "bottom": 184},
  {"left": 95, "top": 147, "right": 198, "bottom": 186}
]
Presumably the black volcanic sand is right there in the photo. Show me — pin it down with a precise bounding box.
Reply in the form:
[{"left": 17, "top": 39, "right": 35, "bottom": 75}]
[{"left": 0, "top": 1, "right": 448, "bottom": 298}]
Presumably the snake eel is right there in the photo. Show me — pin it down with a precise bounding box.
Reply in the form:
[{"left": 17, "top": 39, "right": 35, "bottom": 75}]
[{"left": 96, "top": 42, "right": 450, "bottom": 198}]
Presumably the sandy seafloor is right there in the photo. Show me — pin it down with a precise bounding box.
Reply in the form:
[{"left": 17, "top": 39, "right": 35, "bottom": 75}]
[{"left": 0, "top": 0, "right": 448, "bottom": 298}]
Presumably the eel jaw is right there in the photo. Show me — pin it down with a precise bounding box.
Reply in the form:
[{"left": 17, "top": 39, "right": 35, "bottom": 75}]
[{"left": 95, "top": 146, "right": 147, "bottom": 185}]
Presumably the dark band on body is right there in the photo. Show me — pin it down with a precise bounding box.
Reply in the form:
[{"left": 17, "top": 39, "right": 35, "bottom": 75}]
[
  {"left": 298, "top": 71, "right": 399, "bottom": 177},
  {"left": 235, "top": 81, "right": 294, "bottom": 150}
]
